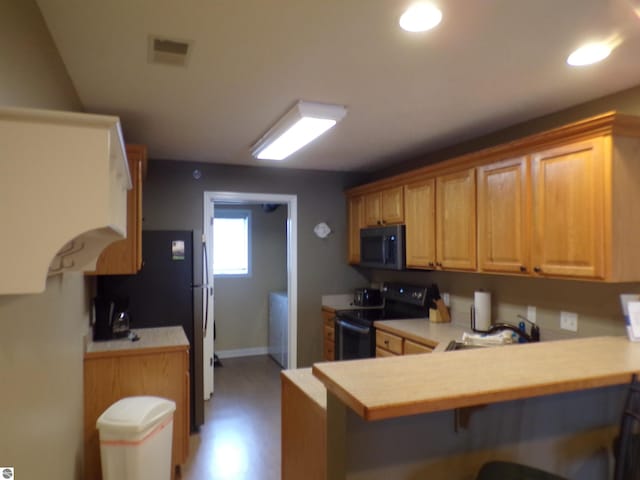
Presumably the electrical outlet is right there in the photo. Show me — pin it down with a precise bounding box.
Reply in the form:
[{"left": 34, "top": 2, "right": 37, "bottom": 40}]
[
  {"left": 442, "top": 292, "right": 450, "bottom": 307},
  {"left": 560, "top": 311, "right": 578, "bottom": 332},
  {"left": 527, "top": 305, "right": 537, "bottom": 324}
]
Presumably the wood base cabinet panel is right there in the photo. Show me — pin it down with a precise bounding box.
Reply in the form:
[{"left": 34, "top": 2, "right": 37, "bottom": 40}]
[
  {"left": 322, "top": 308, "right": 336, "bottom": 361},
  {"left": 84, "top": 346, "right": 189, "bottom": 480}
]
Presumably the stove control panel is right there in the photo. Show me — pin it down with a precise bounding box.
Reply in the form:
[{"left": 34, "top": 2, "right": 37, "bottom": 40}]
[{"left": 383, "top": 283, "right": 428, "bottom": 306}]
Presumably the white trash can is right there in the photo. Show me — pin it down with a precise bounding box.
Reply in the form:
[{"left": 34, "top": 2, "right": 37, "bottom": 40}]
[{"left": 97, "top": 396, "right": 176, "bottom": 480}]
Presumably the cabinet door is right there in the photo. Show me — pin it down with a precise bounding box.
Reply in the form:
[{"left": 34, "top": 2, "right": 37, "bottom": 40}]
[
  {"left": 364, "top": 192, "right": 382, "bottom": 226},
  {"left": 347, "top": 196, "right": 365, "bottom": 263},
  {"left": 381, "top": 186, "right": 404, "bottom": 224},
  {"left": 531, "top": 139, "right": 605, "bottom": 279},
  {"left": 477, "top": 157, "right": 529, "bottom": 274},
  {"left": 403, "top": 339, "right": 433, "bottom": 355},
  {"left": 436, "top": 168, "right": 477, "bottom": 270},
  {"left": 90, "top": 144, "right": 147, "bottom": 274},
  {"left": 405, "top": 180, "right": 436, "bottom": 268}
]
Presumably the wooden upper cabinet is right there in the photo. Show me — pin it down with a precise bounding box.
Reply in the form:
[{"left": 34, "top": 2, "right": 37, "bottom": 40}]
[
  {"left": 531, "top": 139, "right": 605, "bottom": 279},
  {"left": 345, "top": 113, "right": 640, "bottom": 282},
  {"left": 364, "top": 192, "right": 382, "bottom": 226},
  {"left": 90, "top": 144, "right": 147, "bottom": 275},
  {"left": 347, "top": 195, "right": 365, "bottom": 264},
  {"left": 404, "top": 179, "right": 436, "bottom": 269},
  {"left": 477, "top": 157, "right": 530, "bottom": 274},
  {"left": 364, "top": 186, "right": 404, "bottom": 226},
  {"left": 436, "top": 168, "right": 477, "bottom": 270}
]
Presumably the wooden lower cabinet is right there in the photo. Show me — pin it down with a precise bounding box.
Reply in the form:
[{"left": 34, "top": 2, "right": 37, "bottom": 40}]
[
  {"left": 404, "top": 339, "right": 434, "bottom": 355},
  {"left": 281, "top": 370, "right": 326, "bottom": 480},
  {"left": 322, "top": 308, "right": 336, "bottom": 361},
  {"left": 84, "top": 345, "right": 190, "bottom": 480},
  {"left": 375, "top": 329, "right": 434, "bottom": 357}
]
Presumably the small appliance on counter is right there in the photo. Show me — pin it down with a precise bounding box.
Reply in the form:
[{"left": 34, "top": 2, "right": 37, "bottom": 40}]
[
  {"left": 353, "top": 288, "right": 383, "bottom": 307},
  {"left": 93, "top": 296, "right": 131, "bottom": 341}
]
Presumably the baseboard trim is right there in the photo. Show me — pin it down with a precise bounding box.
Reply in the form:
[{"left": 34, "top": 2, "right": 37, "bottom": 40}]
[{"left": 216, "top": 347, "right": 269, "bottom": 359}]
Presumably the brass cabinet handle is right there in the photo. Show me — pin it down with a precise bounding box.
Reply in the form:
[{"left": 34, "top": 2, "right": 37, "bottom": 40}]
[
  {"left": 428, "top": 262, "right": 435, "bottom": 268},
  {"left": 520, "top": 265, "right": 527, "bottom": 273},
  {"left": 533, "top": 266, "right": 542, "bottom": 273}
]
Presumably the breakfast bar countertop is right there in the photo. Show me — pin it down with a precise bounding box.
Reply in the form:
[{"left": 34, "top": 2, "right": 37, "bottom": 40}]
[
  {"left": 85, "top": 326, "right": 189, "bottom": 358},
  {"left": 312, "top": 336, "right": 640, "bottom": 421}
]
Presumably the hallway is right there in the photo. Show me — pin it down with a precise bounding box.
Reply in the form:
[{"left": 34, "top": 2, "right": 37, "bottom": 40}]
[{"left": 181, "top": 355, "right": 282, "bottom": 480}]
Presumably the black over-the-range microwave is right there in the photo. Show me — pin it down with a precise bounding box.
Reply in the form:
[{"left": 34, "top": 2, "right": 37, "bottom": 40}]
[{"left": 359, "top": 224, "right": 406, "bottom": 270}]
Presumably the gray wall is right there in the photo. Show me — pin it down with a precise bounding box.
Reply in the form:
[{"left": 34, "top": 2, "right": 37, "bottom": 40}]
[
  {"left": 142, "top": 160, "right": 369, "bottom": 366},
  {"left": 0, "top": 1, "right": 86, "bottom": 479},
  {"left": 214, "top": 204, "right": 287, "bottom": 353},
  {"left": 365, "top": 85, "right": 640, "bottom": 342},
  {"left": 375, "top": 83, "right": 640, "bottom": 179}
]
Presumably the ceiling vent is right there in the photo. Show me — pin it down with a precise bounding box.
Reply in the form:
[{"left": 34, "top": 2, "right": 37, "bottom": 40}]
[{"left": 148, "top": 36, "right": 192, "bottom": 67}]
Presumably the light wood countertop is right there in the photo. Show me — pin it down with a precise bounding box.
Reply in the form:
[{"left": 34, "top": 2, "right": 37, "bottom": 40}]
[
  {"left": 374, "top": 319, "right": 468, "bottom": 351},
  {"left": 85, "top": 326, "right": 189, "bottom": 359},
  {"left": 312, "top": 336, "right": 640, "bottom": 421}
]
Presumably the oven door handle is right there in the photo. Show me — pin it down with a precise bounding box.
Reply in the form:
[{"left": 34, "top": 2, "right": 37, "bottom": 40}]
[{"left": 336, "top": 319, "right": 370, "bottom": 335}]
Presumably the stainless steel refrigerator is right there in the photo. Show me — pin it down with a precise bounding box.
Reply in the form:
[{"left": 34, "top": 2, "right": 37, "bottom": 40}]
[{"left": 97, "top": 230, "right": 205, "bottom": 431}]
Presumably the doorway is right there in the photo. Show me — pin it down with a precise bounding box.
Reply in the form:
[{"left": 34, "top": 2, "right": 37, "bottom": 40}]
[{"left": 202, "top": 191, "right": 298, "bottom": 397}]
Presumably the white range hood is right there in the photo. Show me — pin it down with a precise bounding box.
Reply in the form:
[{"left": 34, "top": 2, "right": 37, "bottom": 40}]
[{"left": 0, "top": 107, "right": 131, "bottom": 294}]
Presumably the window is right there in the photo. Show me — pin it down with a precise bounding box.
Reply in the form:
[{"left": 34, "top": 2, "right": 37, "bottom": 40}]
[{"left": 213, "top": 209, "right": 251, "bottom": 276}]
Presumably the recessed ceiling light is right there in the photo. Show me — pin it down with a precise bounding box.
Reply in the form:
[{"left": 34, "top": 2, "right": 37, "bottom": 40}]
[
  {"left": 399, "top": 3, "right": 442, "bottom": 33},
  {"left": 567, "top": 42, "right": 613, "bottom": 66}
]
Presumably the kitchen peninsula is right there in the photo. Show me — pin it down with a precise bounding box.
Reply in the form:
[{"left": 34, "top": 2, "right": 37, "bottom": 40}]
[{"left": 310, "top": 336, "right": 640, "bottom": 479}]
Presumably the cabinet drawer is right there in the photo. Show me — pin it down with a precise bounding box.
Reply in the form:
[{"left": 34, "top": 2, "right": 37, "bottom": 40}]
[
  {"left": 324, "top": 338, "right": 335, "bottom": 361},
  {"left": 376, "top": 330, "right": 403, "bottom": 355},
  {"left": 322, "top": 310, "right": 335, "bottom": 327},
  {"left": 376, "top": 347, "right": 398, "bottom": 358},
  {"left": 404, "top": 339, "right": 433, "bottom": 355},
  {"left": 324, "top": 325, "right": 335, "bottom": 342}
]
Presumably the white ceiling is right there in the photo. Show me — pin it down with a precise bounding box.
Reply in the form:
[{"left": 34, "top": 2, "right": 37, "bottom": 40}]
[{"left": 36, "top": 0, "right": 640, "bottom": 172}]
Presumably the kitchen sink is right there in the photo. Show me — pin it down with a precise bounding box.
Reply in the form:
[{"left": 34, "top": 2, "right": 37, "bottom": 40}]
[{"left": 444, "top": 340, "right": 487, "bottom": 351}]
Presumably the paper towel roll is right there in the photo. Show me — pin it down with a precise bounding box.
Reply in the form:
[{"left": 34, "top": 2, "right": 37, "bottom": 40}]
[{"left": 474, "top": 291, "right": 491, "bottom": 331}]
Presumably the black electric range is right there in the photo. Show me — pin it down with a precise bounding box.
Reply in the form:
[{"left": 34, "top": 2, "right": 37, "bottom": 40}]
[{"left": 334, "top": 283, "right": 435, "bottom": 360}]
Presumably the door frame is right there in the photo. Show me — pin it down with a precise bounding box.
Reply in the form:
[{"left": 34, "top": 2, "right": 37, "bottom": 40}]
[{"left": 203, "top": 191, "right": 298, "bottom": 393}]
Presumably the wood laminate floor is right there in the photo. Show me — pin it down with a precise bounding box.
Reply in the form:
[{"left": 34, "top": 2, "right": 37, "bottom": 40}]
[{"left": 181, "top": 355, "right": 282, "bottom": 480}]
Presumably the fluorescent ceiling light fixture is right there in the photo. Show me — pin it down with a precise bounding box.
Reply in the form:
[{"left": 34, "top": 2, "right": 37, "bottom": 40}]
[
  {"left": 251, "top": 101, "right": 347, "bottom": 161},
  {"left": 399, "top": 3, "right": 442, "bottom": 32},
  {"left": 567, "top": 42, "right": 613, "bottom": 66}
]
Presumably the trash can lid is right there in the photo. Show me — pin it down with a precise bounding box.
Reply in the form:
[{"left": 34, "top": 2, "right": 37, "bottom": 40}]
[{"left": 97, "top": 396, "right": 176, "bottom": 434}]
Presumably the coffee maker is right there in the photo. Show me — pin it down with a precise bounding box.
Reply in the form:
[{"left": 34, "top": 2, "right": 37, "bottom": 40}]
[{"left": 93, "top": 296, "right": 131, "bottom": 341}]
